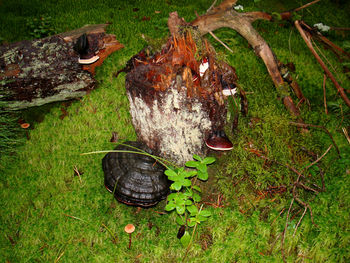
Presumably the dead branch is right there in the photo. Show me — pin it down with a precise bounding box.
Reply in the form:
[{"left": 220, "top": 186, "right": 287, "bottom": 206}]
[
  {"left": 304, "top": 144, "right": 333, "bottom": 171},
  {"left": 190, "top": 0, "right": 302, "bottom": 117},
  {"left": 293, "top": 0, "right": 321, "bottom": 12},
  {"left": 300, "top": 22, "right": 350, "bottom": 59},
  {"left": 343, "top": 127, "right": 350, "bottom": 145},
  {"left": 295, "top": 20, "right": 350, "bottom": 108},
  {"left": 323, "top": 74, "right": 328, "bottom": 114},
  {"left": 208, "top": 31, "right": 234, "bottom": 53},
  {"left": 242, "top": 0, "right": 321, "bottom": 23}
]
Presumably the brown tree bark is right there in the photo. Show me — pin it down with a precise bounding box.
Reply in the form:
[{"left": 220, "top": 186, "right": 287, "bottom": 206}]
[{"left": 0, "top": 24, "right": 123, "bottom": 109}]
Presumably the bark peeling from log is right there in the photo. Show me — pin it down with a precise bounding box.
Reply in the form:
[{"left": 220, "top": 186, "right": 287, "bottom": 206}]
[
  {"left": 0, "top": 36, "right": 95, "bottom": 109},
  {"left": 125, "top": 30, "right": 238, "bottom": 164}
]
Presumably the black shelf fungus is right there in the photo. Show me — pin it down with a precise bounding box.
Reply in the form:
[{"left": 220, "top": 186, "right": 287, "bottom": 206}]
[{"left": 102, "top": 141, "right": 170, "bottom": 207}]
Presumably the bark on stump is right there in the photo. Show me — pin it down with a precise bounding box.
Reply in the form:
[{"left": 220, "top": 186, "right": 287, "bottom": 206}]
[
  {"left": 125, "top": 31, "right": 237, "bottom": 165},
  {"left": 0, "top": 24, "right": 123, "bottom": 109}
]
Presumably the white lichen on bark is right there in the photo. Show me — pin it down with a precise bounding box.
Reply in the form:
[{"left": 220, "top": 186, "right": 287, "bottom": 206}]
[{"left": 127, "top": 81, "right": 211, "bottom": 165}]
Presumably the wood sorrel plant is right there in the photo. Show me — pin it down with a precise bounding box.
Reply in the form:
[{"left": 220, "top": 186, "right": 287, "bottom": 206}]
[{"left": 164, "top": 154, "right": 215, "bottom": 247}]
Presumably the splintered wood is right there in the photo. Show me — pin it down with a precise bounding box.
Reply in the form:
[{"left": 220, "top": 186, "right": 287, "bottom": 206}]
[{"left": 127, "top": 30, "right": 238, "bottom": 101}]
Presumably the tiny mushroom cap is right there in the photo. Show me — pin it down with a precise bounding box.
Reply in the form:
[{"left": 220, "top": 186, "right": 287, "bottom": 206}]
[
  {"left": 124, "top": 224, "right": 135, "bottom": 234},
  {"left": 21, "top": 123, "right": 30, "bottom": 129}
]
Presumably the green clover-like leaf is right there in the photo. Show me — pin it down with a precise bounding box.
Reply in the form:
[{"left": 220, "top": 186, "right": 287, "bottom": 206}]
[
  {"left": 192, "top": 185, "right": 202, "bottom": 193},
  {"left": 165, "top": 169, "right": 178, "bottom": 178},
  {"left": 165, "top": 201, "right": 175, "bottom": 211},
  {"left": 187, "top": 205, "right": 198, "bottom": 216},
  {"left": 197, "top": 170, "right": 208, "bottom": 181},
  {"left": 197, "top": 163, "right": 207, "bottom": 173},
  {"left": 184, "top": 170, "right": 197, "bottom": 178},
  {"left": 176, "top": 216, "right": 185, "bottom": 225},
  {"left": 202, "top": 157, "right": 216, "bottom": 165},
  {"left": 176, "top": 205, "right": 186, "bottom": 215},
  {"left": 197, "top": 215, "right": 208, "bottom": 222},
  {"left": 192, "top": 193, "right": 201, "bottom": 202},
  {"left": 182, "top": 178, "right": 192, "bottom": 187},
  {"left": 170, "top": 181, "right": 183, "bottom": 191},
  {"left": 185, "top": 199, "right": 193, "bottom": 206},
  {"left": 199, "top": 209, "right": 211, "bottom": 217},
  {"left": 187, "top": 217, "right": 196, "bottom": 227},
  {"left": 180, "top": 231, "right": 191, "bottom": 247},
  {"left": 185, "top": 160, "right": 199, "bottom": 168},
  {"left": 193, "top": 154, "right": 202, "bottom": 161},
  {"left": 184, "top": 188, "right": 193, "bottom": 197}
]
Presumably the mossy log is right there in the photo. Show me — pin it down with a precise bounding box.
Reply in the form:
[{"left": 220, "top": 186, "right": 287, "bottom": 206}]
[{"left": 0, "top": 24, "right": 123, "bottom": 109}]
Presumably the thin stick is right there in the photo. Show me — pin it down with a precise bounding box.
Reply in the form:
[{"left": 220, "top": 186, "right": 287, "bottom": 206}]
[
  {"left": 312, "top": 37, "right": 344, "bottom": 85},
  {"left": 330, "top": 27, "right": 350, "bottom": 31},
  {"left": 271, "top": 208, "right": 285, "bottom": 225},
  {"left": 296, "top": 182, "right": 319, "bottom": 193},
  {"left": 73, "top": 165, "right": 83, "bottom": 184},
  {"left": 293, "top": 0, "right": 321, "bottom": 12},
  {"left": 304, "top": 144, "right": 333, "bottom": 171},
  {"left": 323, "top": 74, "right": 328, "bottom": 114},
  {"left": 207, "top": 0, "right": 217, "bottom": 12},
  {"left": 343, "top": 127, "right": 350, "bottom": 145},
  {"left": 293, "top": 207, "right": 307, "bottom": 236},
  {"left": 281, "top": 198, "right": 294, "bottom": 262},
  {"left": 54, "top": 251, "right": 65, "bottom": 263},
  {"left": 294, "top": 20, "right": 350, "bottom": 107},
  {"left": 208, "top": 31, "right": 234, "bottom": 53},
  {"left": 301, "top": 22, "right": 350, "bottom": 59},
  {"left": 101, "top": 223, "right": 118, "bottom": 244},
  {"left": 294, "top": 197, "right": 317, "bottom": 226},
  {"left": 64, "top": 214, "right": 86, "bottom": 222},
  {"left": 289, "top": 121, "right": 340, "bottom": 157}
]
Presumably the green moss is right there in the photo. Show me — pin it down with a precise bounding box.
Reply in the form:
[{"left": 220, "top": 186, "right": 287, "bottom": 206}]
[{"left": 1, "top": 0, "right": 350, "bottom": 262}]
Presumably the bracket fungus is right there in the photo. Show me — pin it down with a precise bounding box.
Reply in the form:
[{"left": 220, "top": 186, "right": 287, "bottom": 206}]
[{"left": 102, "top": 141, "right": 170, "bottom": 207}]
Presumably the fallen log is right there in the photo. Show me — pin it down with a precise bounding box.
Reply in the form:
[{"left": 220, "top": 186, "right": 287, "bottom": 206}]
[{"left": 0, "top": 24, "right": 123, "bottom": 109}]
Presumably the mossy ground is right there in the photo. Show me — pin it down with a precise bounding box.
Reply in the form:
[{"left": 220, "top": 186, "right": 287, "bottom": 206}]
[{"left": 1, "top": 0, "right": 350, "bottom": 262}]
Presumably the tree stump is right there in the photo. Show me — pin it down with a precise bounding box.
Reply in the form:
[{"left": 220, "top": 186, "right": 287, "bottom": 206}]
[
  {"left": 0, "top": 24, "right": 123, "bottom": 109},
  {"left": 125, "top": 29, "right": 238, "bottom": 165}
]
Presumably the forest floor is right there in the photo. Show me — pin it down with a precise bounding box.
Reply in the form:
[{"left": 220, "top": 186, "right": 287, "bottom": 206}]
[{"left": 1, "top": 0, "right": 349, "bottom": 262}]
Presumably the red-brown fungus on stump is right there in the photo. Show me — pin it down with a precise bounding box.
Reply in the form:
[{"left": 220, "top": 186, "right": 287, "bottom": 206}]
[{"left": 125, "top": 28, "right": 240, "bottom": 165}]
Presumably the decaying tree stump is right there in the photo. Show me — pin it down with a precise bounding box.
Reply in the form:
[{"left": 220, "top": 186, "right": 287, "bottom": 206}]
[
  {"left": 126, "top": 30, "right": 238, "bottom": 164},
  {"left": 0, "top": 24, "right": 123, "bottom": 109}
]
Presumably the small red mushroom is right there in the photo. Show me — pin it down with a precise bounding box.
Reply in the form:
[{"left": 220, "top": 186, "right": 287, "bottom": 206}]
[
  {"left": 20, "top": 123, "right": 30, "bottom": 129},
  {"left": 20, "top": 123, "right": 30, "bottom": 139},
  {"left": 124, "top": 224, "right": 135, "bottom": 249}
]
